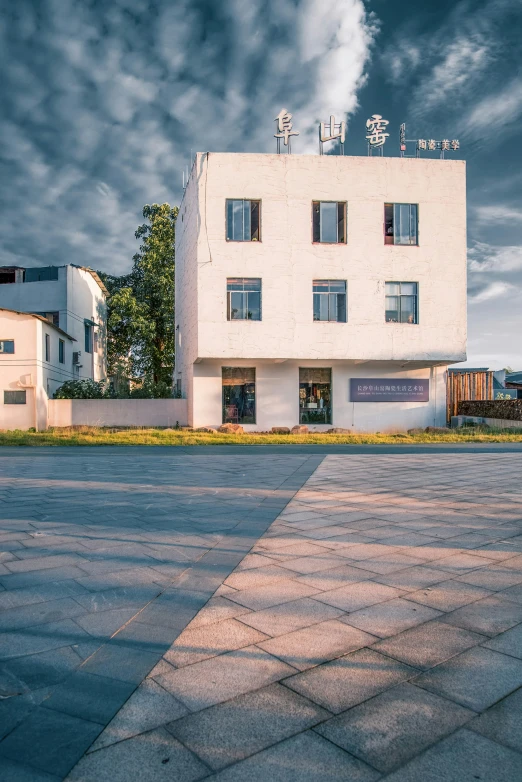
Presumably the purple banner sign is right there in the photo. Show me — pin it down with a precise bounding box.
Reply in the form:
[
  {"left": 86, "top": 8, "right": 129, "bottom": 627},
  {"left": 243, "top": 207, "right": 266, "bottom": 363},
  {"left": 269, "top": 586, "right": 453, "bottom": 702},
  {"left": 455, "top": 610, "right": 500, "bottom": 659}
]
[{"left": 350, "top": 378, "right": 429, "bottom": 402}]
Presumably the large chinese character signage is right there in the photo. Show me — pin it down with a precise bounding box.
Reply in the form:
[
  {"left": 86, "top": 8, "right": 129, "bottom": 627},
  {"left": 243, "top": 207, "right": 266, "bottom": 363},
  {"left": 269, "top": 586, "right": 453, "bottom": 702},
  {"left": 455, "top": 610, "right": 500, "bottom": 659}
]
[
  {"left": 319, "top": 115, "right": 346, "bottom": 155},
  {"left": 274, "top": 108, "right": 299, "bottom": 154},
  {"left": 366, "top": 114, "right": 389, "bottom": 156},
  {"left": 350, "top": 378, "right": 429, "bottom": 402}
]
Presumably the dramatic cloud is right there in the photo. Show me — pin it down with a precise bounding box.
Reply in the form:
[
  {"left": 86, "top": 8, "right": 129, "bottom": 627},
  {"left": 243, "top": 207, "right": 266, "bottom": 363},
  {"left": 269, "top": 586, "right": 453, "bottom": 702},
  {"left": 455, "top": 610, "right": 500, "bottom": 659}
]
[
  {"left": 0, "top": 0, "right": 377, "bottom": 273},
  {"left": 469, "top": 281, "right": 518, "bottom": 304},
  {"left": 468, "top": 242, "right": 522, "bottom": 273}
]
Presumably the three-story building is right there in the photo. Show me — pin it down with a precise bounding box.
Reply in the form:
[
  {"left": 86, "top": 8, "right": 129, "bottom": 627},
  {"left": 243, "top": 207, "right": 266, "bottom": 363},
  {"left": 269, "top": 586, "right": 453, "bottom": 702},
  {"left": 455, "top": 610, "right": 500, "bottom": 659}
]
[{"left": 175, "top": 153, "right": 466, "bottom": 432}]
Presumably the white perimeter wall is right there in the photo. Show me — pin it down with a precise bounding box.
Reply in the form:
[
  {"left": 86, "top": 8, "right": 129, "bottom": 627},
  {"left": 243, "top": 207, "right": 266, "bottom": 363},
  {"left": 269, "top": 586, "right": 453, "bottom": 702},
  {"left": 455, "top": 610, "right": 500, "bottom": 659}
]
[
  {"left": 48, "top": 399, "right": 188, "bottom": 428},
  {"left": 192, "top": 360, "right": 447, "bottom": 432}
]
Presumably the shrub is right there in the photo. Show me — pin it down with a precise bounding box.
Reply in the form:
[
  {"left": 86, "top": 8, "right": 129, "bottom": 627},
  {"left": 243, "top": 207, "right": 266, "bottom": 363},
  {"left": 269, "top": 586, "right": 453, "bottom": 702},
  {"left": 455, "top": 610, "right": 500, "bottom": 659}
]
[{"left": 54, "top": 379, "right": 105, "bottom": 399}]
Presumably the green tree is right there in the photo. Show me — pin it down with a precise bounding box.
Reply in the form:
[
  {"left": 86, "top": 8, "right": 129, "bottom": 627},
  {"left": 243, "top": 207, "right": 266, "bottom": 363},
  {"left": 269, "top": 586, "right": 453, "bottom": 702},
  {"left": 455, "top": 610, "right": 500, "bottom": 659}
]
[{"left": 99, "top": 203, "right": 178, "bottom": 387}]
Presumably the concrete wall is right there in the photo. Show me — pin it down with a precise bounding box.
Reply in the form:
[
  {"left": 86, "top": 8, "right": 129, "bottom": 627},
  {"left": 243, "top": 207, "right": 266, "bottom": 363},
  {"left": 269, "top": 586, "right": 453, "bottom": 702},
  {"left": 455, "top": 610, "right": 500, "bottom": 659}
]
[
  {"left": 178, "top": 153, "right": 467, "bottom": 365},
  {"left": 48, "top": 399, "right": 188, "bottom": 428},
  {"left": 192, "top": 359, "right": 446, "bottom": 432},
  {"left": 452, "top": 415, "right": 522, "bottom": 430}
]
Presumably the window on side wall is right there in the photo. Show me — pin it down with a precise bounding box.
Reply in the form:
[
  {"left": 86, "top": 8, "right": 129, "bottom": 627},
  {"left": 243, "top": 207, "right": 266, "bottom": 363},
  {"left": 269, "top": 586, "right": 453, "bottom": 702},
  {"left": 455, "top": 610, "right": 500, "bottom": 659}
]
[
  {"left": 227, "top": 278, "right": 261, "bottom": 320},
  {"left": 313, "top": 280, "right": 347, "bottom": 322},
  {"left": 385, "top": 203, "right": 418, "bottom": 245},
  {"left": 0, "top": 340, "right": 14, "bottom": 354},
  {"left": 312, "top": 202, "right": 346, "bottom": 243},
  {"left": 4, "top": 390, "right": 26, "bottom": 404},
  {"left": 45, "top": 334, "right": 50, "bottom": 362},
  {"left": 385, "top": 282, "right": 418, "bottom": 323},
  {"left": 84, "top": 324, "right": 92, "bottom": 353},
  {"left": 222, "top": 367, "right": 256, "bottom": 425},
  {"left": 226, "top": 200, "right": 260, "bottom": 241},
  {"left": 59, "top": 339, "right": 65, "bottom": 364}
]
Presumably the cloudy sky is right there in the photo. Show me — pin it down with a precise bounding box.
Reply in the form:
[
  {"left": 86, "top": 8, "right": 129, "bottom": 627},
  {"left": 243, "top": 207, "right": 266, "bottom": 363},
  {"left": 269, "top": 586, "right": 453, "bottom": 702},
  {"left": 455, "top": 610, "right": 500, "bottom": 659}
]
[{"left": 1, "top": 0, "right": 521, "bottom": 367}]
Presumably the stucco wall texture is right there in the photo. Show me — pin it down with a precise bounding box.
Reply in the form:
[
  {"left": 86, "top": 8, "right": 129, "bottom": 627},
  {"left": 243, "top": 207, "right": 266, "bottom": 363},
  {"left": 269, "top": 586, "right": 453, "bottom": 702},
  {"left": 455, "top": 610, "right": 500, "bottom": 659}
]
[{"left": 175, "top": 153, "right": 467, "bottom": 432}]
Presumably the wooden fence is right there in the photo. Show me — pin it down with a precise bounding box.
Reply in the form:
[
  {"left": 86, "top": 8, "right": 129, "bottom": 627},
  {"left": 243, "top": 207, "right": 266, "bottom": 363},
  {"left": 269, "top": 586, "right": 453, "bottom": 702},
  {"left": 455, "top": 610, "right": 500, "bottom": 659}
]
[{"left": 446, "top": 371, "right": 494, "bottom": 423}]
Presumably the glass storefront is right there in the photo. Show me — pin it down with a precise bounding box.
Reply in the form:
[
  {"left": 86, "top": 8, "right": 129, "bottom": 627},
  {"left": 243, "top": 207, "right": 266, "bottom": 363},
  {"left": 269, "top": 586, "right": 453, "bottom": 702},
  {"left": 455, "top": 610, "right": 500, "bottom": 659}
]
[
  {"left": 299, "top": 368, "right": 332, "bottom": 424},
  {"left": 222, "top": 367, "right": 256, "bottom": 424}
]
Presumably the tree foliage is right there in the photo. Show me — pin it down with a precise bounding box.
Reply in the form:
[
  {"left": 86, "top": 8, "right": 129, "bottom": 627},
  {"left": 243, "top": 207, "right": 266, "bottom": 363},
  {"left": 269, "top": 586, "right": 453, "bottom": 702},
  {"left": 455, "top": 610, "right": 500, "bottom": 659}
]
[{"left": 99, "top": 203, "right": 178, "bottom": 386}]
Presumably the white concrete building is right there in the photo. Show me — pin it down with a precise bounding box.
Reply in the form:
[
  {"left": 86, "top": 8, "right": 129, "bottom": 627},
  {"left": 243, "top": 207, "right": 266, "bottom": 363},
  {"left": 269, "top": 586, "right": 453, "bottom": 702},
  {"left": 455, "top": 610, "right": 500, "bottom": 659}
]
[
  {"left": 175, "top": 153, "right": 467, "bottom": 432},
  {"left": 0, "top": 309, "right": 76, "bottom": 430},
  {"left": 0, "top": 264, "right": 107, "bottom": 382}
]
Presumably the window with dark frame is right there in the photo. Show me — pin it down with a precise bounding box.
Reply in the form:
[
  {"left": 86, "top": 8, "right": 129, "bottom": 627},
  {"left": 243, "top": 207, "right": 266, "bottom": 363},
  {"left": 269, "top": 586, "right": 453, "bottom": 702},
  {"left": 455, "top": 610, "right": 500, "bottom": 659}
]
[
  {"left": 226, "top": 200, "right": 260, "bottom": 241},
  {"left": 385, "top": 203, "right": 418, "bottom": 245},
  {"left": 227, "top": 278, "right": 261, "bottom": 320},
  {"left": 45, "top": 334, "right": 50, "bottom": 362},
  {"left": 385, "top": 282, "right": 418, "bottom": 323},
  {"left": 222, "top": 367, "right": 256, "bottom": 425},
  {"left": 59, "top": 339, "right": 65, "bottom": 364},
  {"left": 84, "top": 324, "right": 92, "bottom": 353},
  {"left": 299, "top": 368, "right": 332, "bottom": 425},
  {"left": 312, "top": 202, "right": 346, "bottom": 243},
  {"left": 0, "top": 340, "right": 14, "bottom": 354},
  {"left": 4, "top": 390, "right": 26, "bottom": 404},
  {"left": 313, "top": 280, "right": 347, "bottom": 322}
]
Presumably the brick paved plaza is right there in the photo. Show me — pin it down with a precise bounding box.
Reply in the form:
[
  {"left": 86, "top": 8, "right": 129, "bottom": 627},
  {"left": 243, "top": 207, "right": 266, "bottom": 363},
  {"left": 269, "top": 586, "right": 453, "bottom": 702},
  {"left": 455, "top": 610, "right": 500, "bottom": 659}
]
[{"left": 0, "top": 447, "right": 521, "bottom": 780}]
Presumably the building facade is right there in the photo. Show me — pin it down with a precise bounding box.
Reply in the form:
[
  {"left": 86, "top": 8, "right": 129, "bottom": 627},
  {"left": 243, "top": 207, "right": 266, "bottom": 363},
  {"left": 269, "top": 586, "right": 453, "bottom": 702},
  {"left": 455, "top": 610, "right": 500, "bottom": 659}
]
[
  {"left": 0, "top": 309, "right": 76, "bottom": 430},
  {"left": 0, "top": 264, "right": 107, "bottom": 383},
  {"left": 175, "top": 153, "right": 467, "bottom": 432}
]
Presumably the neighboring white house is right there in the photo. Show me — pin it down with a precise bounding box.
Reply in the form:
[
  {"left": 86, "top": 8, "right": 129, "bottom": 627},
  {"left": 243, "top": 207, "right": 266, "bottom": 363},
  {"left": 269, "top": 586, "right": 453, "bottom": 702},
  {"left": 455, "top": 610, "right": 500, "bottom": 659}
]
[
  {"left": 0, "top": 309, "right": 76, "bottom": 430},
  {"left": 0, "top": 264, "right": 107, "bottom": 382},
  {"left": 175, "top": 153, "right": 467, "bottom": 432}
]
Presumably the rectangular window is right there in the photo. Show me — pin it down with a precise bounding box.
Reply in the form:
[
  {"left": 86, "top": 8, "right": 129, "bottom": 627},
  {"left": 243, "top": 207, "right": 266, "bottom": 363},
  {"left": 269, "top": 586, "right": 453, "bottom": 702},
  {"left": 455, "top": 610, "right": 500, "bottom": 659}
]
[
  {"left": 313, "top": 280, "right": 347, "bottom": 322},
  {"left": 84, "top": 324, "right": 92, "bottom": 353},
  {"left": 385, "top": 203, "right": 418, "bottom": 245},
  {"left": 227, "top": 278, "right": 261, "bottom": 320},
  {"left": 45, "top": 334, "right": 50, "bottom": 362},
  {"left": 59, "top": 339, "right": 65, "bottom": 364},
  {"left": 226, "top": 200, "right": 260, "bottom": 241},
  {"left": 35, "top": 312, "right": 59, "bottom": 327},
  {"left": 299, "top": 368, "right": 332, "bottom": 425},
  {"left": 385, "top": 282, "right": 418, "bottom": 323},
  {"left": 222, "top": 367, "right": 256, "bottom": 424},
  {"left": 4, "top": 390, "right": 26, "bottom": 404},
  {"left": 24, "top": 266, "right": 59, "bottom": 282},
  {"left": 0, "top": 340, "right": 14, "bottom": 354},
  {"left": 312, "top": 202, "right": 346, "bottom": 243}
]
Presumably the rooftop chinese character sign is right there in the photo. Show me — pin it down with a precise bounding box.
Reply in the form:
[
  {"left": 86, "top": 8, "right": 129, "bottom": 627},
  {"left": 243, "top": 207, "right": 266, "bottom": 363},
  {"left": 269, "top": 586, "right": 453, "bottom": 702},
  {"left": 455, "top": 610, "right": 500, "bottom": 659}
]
[{"left": 350, "top": 379, "right": 430, "bottom": 402}]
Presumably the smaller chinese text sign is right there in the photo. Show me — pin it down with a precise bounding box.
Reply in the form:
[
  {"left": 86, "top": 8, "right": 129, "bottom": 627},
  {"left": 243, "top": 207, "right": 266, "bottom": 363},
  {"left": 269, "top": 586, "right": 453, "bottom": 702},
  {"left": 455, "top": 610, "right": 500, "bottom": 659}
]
[{"left": 350, "top": 379, "right": 429, "bottom": 402}]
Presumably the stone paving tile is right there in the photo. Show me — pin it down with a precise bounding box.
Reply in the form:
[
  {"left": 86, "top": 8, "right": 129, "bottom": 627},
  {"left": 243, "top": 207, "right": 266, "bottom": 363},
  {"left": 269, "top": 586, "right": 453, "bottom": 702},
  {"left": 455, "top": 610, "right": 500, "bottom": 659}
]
[
  {"left": 313, "top": 580, "right": 404, "bottom": 612},
  {"left": 0, "top": 757, "right": 61, "bottom": 782},
  {"left": 316, "top": 682, "right": 474, "bottom": 773},
  {"left": 413, "top": 645, "right": 522, "bottom": 711},
  {"left": 405, "top": 580, "right": 492, "bottom": 612},
  {"left": 88, "top": 679, "right": 188, "bottom": 752},
  {"left": 208, "top": 730, "right": 379, "bottom": 782},
  {"left": 237, "top": 597, "right": 343, "bottom": 637},
  {"left": 43, "top": 671, "right": 135, "bottom": 725},
  {"left": 340, "top": 597, "right": 442, "bottom": 638},
  {"left": 382, "top": 727, "right": 522, "bottom": 782},
  {"left": 454, "top": 565, "right": 522, "bottom": 591},
  {"left": 294, "top": 562, "right": 374, "bottom": 591},
  {"left": 482, "top": 622, "right": 522, "bottom": 658},
  {"left": 284, "top": 647, "right": 417, "bottom": 714},
  {"left": 223, "top": 564, "right": 294, "bottom": 591},
  {"left": 184, "top": 596, "right": 252, "bottom": 629},
  {"left": 257, "top": 619, "right": 376, "bottom": 671},
  {"left": 225, "top": 579, "right": 320, "bottom": 611},
  {"left": 66, "top": 727, "right": 208, "bottom": 782},
  {"left": 372, "top": 619, "right": 485, "bottom": 670},
  {"left": 166, "top": 682, "right": 330, "bottom": 771},
  {"left": 163, "top": 618, "right": 269, "bottom": 668},
  {"left": 440, "top": 594, "right": 522, "bottom": 636},
  {"left": 468, "top": 685, "right": 522, "bottom": 754},
  {"left": 153, "top": 645, "right": 296, "bottom": 712},
  {"left": 80, "top": 643, "right": 161, "bottom": 684},
  {"left": 0, "top": 706, "right": 102, "bottom": 778},
  {"left": 0, "top": 646, "right": 84, "bottom": 696},
  {"left": 372, "top": 564, "right": 453, "bottom": 591}
]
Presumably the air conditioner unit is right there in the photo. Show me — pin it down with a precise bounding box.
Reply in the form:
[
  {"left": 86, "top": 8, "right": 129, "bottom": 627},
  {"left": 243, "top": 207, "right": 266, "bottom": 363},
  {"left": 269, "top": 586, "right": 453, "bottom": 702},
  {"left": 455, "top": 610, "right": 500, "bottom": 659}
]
[{"left": 73, "top": 351, "right": 82, "bottom": 365}]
